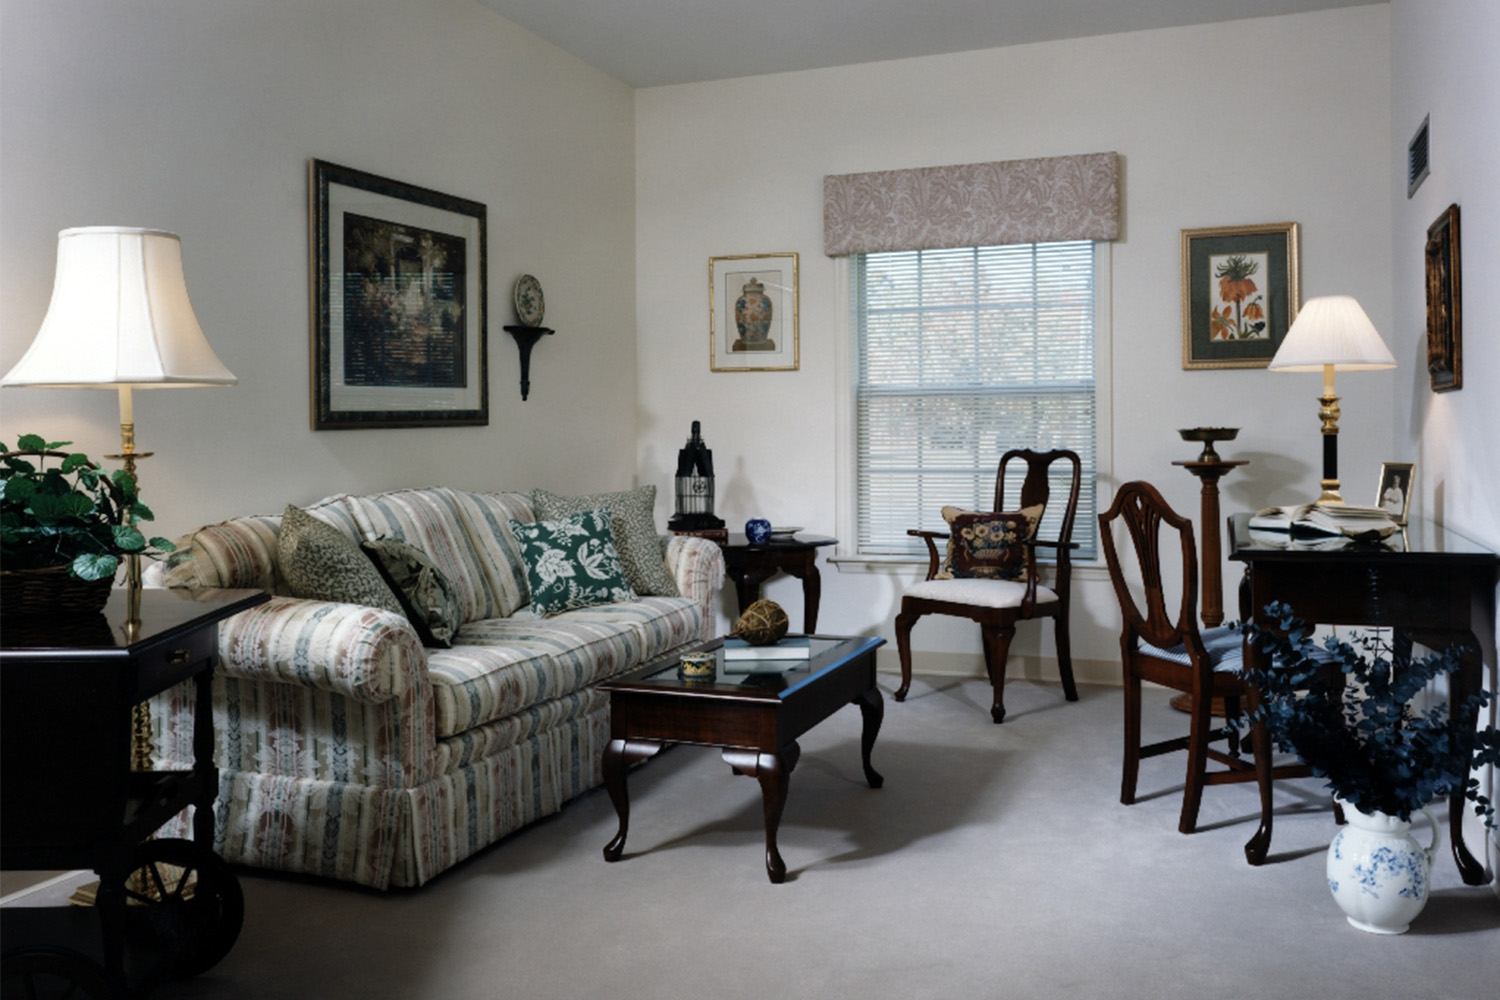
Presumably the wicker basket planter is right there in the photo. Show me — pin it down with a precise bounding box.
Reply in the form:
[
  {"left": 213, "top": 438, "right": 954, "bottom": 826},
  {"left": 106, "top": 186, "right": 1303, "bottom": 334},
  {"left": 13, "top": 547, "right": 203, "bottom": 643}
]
[{"left": 1, "top": 564, "right": 115, "bottom": 618}]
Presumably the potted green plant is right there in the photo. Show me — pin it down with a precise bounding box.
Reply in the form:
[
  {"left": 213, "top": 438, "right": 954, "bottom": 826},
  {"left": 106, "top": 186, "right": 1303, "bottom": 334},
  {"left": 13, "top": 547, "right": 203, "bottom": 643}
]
[
  {"left": 1241, "top": 601, "right": 1500, "bottom": 933},
  {"left": 1, "top": 434, "right": 174, "bottom": 615}
]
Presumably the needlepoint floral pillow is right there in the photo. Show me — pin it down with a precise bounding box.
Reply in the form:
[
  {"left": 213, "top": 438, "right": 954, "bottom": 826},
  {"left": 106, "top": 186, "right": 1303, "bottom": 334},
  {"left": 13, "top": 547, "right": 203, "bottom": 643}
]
[
  {"left": 509, "top": 508, "right": 637, "bottom": 616},
  {"left": 934, "top": 503, "right": 1044, "bottom": 581}
]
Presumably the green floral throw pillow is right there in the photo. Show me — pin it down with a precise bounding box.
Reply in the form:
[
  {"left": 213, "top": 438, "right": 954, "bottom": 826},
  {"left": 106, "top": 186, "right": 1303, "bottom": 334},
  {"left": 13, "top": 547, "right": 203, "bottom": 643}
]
[
  {"left": 278, "top": 505, "right": 405, "bottom": 615},
  {"left": 509, "top": 509, "right": 637, "bottom": 617},
  {"left": 362, "top": 537, "right": 464, "bottom": 648},
  {"left": 533, "top": 485, "right": 678, "bottom": 597}
]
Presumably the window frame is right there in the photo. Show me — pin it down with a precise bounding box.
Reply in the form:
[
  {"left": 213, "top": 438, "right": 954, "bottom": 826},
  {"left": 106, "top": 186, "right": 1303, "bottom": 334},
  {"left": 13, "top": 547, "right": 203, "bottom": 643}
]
[{"left": 831, "top": 241, "right": 1112, "bottom": 569}]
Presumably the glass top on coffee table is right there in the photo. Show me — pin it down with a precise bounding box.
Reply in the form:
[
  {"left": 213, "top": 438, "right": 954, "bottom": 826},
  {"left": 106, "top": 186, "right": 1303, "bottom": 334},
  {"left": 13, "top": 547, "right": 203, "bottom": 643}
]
[{"left": 638, "top": 635, "right": 882, "bottom": 697}]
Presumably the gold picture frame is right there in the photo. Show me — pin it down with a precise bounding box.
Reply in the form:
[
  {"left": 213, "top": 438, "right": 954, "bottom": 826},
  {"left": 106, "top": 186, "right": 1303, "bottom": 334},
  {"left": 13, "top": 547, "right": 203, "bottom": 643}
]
[
  {"left": 1181, "top": 222, "right": 1300, "bottom": 370},
  {"left": 1424, "top": 204, "right": 1461, "bottom": 393},
  {"left": 709, "top": 253, "right": 799, "bottom": 372},
  {"left": 1376, "top": 462, "right": 1414, "bottom": 526}
]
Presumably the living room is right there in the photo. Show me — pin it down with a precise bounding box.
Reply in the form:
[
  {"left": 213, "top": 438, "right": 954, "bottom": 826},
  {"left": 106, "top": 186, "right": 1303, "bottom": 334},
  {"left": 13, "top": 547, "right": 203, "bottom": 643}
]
[{"left": 2, "top": 1, "right": 1496, "bottom": 996}]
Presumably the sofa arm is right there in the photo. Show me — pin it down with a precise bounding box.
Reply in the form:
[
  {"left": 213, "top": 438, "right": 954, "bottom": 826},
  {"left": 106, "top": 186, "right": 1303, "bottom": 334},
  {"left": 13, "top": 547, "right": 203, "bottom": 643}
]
[
  {"left": 218, "top": 596, "right": 429, "bottom": 705},
  {"left": 664, "top": 535, "right": 726, "bottom": 642}
]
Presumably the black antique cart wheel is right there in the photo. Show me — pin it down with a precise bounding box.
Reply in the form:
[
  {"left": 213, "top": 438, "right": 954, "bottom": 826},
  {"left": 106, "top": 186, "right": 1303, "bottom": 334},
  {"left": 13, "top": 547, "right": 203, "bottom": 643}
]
[
  {"left": 1, "top": 947, "right": 113, "bottom": 999},
  {"left": 122, "top": 838, "right": 243, "bottom": 979}
]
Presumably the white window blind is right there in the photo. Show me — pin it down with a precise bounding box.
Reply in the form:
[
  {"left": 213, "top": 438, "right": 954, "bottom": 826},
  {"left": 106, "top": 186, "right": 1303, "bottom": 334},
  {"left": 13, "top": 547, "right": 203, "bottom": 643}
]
[{"left": 853, "top": 241, "right": 1098, "bottom": 557}]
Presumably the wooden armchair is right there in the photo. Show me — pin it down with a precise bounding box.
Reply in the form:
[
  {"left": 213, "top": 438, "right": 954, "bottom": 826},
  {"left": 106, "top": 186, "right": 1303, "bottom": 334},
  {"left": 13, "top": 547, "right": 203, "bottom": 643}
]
[{"left": 893, "top": 449, "right": 1082, "bottom": 723}]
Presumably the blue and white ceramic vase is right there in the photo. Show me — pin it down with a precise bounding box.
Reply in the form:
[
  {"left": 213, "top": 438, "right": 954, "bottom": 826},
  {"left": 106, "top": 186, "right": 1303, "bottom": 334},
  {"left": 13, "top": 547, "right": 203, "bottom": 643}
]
[
  {"left": 1326, "top": 798, "right": 1438, "bottom": 934},
  {"left": 745, "top": 519, "right": 772, "bottom": 544}
]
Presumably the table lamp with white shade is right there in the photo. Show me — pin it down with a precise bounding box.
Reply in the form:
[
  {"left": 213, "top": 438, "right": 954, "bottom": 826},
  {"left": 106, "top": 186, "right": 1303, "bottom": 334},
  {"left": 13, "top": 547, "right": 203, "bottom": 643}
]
[
  {"left": 3, "top": 226, "right": 236, "bottom": 767},
  {"left": 1267, "top": 294, "right": 1395, "bottom": 504}
]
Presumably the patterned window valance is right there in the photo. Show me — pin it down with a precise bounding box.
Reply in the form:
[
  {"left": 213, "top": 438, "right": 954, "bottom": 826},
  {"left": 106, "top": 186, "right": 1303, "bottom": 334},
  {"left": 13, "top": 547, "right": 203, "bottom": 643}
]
[{"left": 823, "top": 151, "right": 1119, "bottom": 256}]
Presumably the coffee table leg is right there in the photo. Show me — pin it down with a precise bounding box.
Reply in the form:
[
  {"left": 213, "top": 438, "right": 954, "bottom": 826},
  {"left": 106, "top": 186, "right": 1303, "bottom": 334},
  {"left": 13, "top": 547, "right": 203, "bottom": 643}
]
[
  {"left": 855, "top": 688, "right": 884, "bottom": 789},
  {"left": 723, "top": 746, "right": 796, "bottom": 884},
  {"left": 603, "top": 738, "right": 662, "bottom": 863}
]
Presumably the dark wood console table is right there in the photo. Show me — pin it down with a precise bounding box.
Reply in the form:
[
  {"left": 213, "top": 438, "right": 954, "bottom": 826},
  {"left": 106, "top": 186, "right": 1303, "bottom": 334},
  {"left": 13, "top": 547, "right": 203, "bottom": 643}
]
[
  {"left": 719, "top": 533, "right": 836, "bottom": 632},
  {"left": 1228, "top": 514, "right": 1498, "bottom": 882},
  {"left": 1, "top": 586, "right": 268, "bottom": 996}
]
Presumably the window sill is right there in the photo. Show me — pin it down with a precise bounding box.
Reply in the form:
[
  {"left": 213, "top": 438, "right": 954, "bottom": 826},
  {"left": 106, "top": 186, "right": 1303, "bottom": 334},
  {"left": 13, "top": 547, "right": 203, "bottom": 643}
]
[{"left": 828, "top": 552, "right": 1110, "bottom": 581}]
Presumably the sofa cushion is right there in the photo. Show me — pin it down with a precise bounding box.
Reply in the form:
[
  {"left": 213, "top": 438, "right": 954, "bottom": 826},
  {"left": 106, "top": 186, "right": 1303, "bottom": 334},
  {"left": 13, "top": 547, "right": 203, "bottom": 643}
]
[
  {"left": 533, "top": 485, "right": 679, "bottom": 597},
  {"left": 344, "top": 487, "right": 506, "bottom": 624},
  {"left": 509, "top": 509, "right": 636, "bottom": 616},
  {"left": 278, "top": 505, "right": 406, "bottom": 615},
  {"left": 445, "top": 490, "right": 533, "bottom": 617},
  {"left": 426, "top": 596, "right": 701, "bottom": 737},
  {"left": 363, "top": 538, "right": 464, "bottom": 648}
]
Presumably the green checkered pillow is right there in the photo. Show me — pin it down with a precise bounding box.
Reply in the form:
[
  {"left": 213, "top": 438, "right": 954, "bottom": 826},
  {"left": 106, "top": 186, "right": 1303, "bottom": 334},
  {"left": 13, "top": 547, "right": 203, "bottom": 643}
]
[
  {"left": 509, "top": 509, "right": 637, "bottom": 617},
  {"left": 533, "top": 485, "right": 678, "bottom": 597}
]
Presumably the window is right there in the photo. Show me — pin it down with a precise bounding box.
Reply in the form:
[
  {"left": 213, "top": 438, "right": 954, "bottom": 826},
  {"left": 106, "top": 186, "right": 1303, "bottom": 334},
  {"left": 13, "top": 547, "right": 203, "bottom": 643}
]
[{"left": 852, "top": 240, "right": 1098, "bottom": 558}]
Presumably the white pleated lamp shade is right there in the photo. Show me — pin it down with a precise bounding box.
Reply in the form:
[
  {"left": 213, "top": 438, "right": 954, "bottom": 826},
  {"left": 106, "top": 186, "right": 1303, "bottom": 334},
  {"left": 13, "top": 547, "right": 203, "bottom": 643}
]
[
  {"left": 2, "top": 227, "right": 235, "bottom": 388},
  {"left": 1268, "top": 295, "right": 1396, "bottom": 372}
]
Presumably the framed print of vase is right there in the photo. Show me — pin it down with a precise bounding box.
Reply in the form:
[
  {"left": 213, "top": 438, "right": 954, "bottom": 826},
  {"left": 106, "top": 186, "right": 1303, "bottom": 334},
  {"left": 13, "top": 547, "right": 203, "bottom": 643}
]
[
  {"left": 1181, "top": 222, "right": 1300, "bottom": 370},
  {"left": 710, "top": 253, "right": 799, "bottom": 372},
  {"left": 310, "top": 159, "right": 488, "bottom": 429}
]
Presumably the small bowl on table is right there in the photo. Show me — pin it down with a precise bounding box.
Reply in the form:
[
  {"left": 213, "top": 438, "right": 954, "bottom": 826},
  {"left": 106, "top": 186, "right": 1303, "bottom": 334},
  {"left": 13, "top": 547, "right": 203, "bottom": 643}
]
[{"left": 677, "top": 651, "right": 717, "bottom": 682}]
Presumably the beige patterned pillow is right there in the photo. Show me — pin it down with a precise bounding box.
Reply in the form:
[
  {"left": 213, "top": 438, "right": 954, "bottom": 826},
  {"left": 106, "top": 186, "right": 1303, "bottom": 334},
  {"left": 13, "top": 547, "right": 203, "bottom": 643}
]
[
  {"left": 277, "top": 505, "right": 404, "bottom": 615},
  {"left": 533, "top": 486, "right": 678, "bottom": 596}
]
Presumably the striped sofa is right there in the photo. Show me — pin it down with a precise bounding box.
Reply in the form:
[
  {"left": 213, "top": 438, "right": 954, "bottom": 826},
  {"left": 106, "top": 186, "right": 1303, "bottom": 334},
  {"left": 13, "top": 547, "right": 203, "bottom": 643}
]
[{"left": 145, "top": 486, "right": 724, "bottom": 889}]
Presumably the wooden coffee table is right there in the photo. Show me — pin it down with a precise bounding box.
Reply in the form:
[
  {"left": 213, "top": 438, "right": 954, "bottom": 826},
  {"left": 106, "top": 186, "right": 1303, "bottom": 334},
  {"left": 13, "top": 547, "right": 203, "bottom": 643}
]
[{"left": 599, "top": 634, "right": 884, "bottom": 883}]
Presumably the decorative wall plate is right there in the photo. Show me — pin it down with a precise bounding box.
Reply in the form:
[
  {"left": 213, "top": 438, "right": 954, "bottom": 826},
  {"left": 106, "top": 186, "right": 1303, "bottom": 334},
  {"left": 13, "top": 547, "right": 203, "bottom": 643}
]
[{"left": 514, "top": 274, "right": 545, "bottom": 326}]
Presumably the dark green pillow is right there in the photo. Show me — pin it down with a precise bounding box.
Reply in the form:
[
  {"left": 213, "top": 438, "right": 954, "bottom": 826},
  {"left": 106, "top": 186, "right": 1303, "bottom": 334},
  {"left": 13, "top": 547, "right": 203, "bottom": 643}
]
[
  {"left": 509, "top": 509, "right": 637, "bottom": 617},
  {"left": 362, "top": 538, "right": 463, "bottom": 648},
  {"left": 533, "top": 485, "right": 678, "bottom": 597},
  {"left": 277, "top": 505, "right": 404, "bottom": 615}
]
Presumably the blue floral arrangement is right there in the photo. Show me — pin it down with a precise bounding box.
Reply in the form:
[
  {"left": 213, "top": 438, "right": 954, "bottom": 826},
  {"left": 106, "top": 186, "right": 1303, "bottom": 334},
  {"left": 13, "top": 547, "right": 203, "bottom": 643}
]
[{"left": 1238, "top": 601, "right": 1500, "bottom": 824}]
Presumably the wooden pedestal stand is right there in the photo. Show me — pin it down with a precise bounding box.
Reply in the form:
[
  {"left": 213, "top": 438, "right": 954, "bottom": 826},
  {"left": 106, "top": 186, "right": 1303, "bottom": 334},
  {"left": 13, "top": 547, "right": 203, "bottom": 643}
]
[{"left": 1170, "top": 459, "right": 1248, "bottom": 715}]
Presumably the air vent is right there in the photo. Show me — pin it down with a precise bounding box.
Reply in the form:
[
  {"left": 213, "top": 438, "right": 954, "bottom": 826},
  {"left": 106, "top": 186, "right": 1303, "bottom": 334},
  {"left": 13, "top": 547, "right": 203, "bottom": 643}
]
[{"left": 1407, "top": 115, "right": 1429, "bottom": 198}]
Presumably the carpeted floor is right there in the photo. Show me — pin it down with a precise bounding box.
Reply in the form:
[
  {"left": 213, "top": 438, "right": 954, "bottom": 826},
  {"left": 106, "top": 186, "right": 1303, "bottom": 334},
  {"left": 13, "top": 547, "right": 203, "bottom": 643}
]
[{"left": 10, "top": 675, "right": 1499, "bottom": 998}]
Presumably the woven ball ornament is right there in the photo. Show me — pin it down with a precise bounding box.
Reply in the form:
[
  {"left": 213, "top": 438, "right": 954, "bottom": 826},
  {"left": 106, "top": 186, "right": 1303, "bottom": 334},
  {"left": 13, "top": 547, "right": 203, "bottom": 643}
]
[{"left": 733, "top": 599, "right": 790, "bottom": 645}]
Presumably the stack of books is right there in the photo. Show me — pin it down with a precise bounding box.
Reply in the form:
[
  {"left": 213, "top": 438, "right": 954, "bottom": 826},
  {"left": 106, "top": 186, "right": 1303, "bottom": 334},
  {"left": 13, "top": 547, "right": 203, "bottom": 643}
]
[
  {"left": 1248, "top": 502, "right": 1398, "bottom": 541},
  {"left": 720, "top": 637, "right": 811, "bottom": 672}
]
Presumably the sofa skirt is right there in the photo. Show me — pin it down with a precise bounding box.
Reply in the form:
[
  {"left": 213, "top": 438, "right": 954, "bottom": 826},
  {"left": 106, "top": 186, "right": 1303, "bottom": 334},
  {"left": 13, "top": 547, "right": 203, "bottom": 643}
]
[{"left": 158, "top": 692, "right": 611, "bottom": 889}]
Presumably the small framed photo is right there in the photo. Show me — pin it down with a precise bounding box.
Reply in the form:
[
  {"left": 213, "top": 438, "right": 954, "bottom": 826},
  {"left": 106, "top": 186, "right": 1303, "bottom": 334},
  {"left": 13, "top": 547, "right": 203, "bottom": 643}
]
[
  {"left": 1376, "top": 462, "right": 1414, "bottom": 525},
  {"left": 710, "top": 253, "right": 799, "bottom": 372},
  {"left": 310, "top": 159, "right": 488, "bottom": 429},
  {"left": 1424, "top": 203, "right": 1461, "bottom": 393},
  {"left": 1181, "top": 222, "right": 1300, "bottom": 370}
]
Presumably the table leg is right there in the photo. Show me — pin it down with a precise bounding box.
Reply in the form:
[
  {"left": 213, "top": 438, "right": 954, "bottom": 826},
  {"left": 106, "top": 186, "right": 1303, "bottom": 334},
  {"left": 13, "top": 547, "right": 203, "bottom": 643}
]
[
  {"left": 726, "top": 565, "right": 775, "bottom": 617},
  {"left": 602, "top": 739, "right": 662, "bottom": 863},
  {"left": 1411, "top": 628, "right": 1491, "bottom": 885},
  {"left": 781, "top": 552, "right": 822, "bottom": 633},
  {"left": 855, "top": 688, "right": 884, "bottom": 788},
  {"left": 724, "top": 745, "right": 797, "bottom": 884}
]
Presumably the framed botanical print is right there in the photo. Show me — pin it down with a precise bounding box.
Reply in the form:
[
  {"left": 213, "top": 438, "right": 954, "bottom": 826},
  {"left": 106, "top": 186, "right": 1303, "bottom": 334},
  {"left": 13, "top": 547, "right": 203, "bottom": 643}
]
[
  {"left": 310, "top": 159, "right": 488, "bottom": 429},
  {"left": 1181, "top": 222, "right": 1300, "bottom": 370},
  {"left": 1425, "top": 203, "right": 1461, "bottom": 393},
  {"left": 709, "top": 253, "right": 799, "bottom": 372}
]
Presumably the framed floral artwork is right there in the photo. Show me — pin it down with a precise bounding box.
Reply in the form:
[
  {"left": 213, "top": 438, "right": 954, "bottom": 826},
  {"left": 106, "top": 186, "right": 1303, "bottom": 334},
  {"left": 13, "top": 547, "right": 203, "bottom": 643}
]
[
  {"left": 310, "top": 159, "right": 488, "bottom": 429},
  {"left": 1181, "top": 222, "right": 1300, "bottom": 370},
  {"left": 709, "top": 253, "right": 799, "bottom": 372}
]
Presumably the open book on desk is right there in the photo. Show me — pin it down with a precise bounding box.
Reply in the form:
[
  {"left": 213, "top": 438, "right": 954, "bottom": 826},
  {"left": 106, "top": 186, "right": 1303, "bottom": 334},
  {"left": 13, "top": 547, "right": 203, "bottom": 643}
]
[{"left": 1248, "top": 502, "right": 1399, "bottom": 541}]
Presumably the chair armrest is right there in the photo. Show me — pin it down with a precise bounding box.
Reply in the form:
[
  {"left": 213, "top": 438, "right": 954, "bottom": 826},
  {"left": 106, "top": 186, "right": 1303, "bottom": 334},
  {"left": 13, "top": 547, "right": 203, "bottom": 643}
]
[
  {"left": 907, "top": 528, "right": 949, "bottom": 581},
  {"left": 217, "top": 596, "right": 429, "bottom": 705},
  {"left": 664, "top": 534, "right": 727, "bottom": 642}
]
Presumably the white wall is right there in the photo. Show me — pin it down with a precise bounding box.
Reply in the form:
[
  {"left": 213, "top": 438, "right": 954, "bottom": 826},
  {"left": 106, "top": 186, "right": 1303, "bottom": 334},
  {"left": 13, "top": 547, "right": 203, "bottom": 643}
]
[
  {"left": 635, "top": 6, "right": 1394, "bottom": 679},
  {"left": 0, "top": 0, "right": 638, "bottom": 540},
  {"left": 1389, "top": 0, "right": 1500, "bottom": 886}
]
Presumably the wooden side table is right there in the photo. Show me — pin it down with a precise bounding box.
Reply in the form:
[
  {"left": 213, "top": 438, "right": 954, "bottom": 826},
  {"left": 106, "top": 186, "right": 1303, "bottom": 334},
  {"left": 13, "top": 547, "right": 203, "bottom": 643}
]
[
  {"left": 1, "top": 587, "right": 268, "bottom": 996},
  {"left": 718, "top": 533, "right": 836, "bottom": 632}
]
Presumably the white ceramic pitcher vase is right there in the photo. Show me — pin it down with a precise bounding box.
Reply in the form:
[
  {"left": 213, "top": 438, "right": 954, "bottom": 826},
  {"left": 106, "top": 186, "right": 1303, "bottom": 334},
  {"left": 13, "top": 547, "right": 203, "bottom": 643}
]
[{"left": 1326, "top": 797, "right": 1439, "bottom": 934}]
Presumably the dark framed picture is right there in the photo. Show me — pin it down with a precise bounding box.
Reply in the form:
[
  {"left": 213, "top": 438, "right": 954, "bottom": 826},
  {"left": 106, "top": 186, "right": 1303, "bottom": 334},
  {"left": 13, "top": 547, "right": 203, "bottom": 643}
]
[
  {"left": 1181, "top": 222, "right": 1300, "bottom": 370},
  {"left": 310, "top": 159, "right": 487, "bottom": 429},
  {"left": 1425, "top": 203, "right": 1461, "bottom": 393},
  {"left": 709, "top": 253, "right": 799, "bottom": 372},
  {"left": 1376, "top": 461, "right": 1414, "bottom": 525}
]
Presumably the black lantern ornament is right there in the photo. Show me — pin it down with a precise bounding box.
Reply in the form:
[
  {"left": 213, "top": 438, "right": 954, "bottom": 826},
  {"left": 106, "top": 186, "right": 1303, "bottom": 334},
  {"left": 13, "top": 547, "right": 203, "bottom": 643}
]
[{"left": 668, "top": 420, "right": 725, "bottom": 537}]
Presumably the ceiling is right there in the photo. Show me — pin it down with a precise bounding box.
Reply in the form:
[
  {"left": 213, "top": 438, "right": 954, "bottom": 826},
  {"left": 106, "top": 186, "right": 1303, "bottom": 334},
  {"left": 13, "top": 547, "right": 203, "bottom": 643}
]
[{"left": 474, "top": 0, "right": 1379, "bottom": 88}]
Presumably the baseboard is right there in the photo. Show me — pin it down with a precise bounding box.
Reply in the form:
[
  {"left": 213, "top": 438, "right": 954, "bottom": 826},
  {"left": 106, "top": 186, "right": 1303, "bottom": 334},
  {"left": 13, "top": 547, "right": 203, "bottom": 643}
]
[{"left": 874, "top": 647, "right": 1119, "bottom": 688}]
